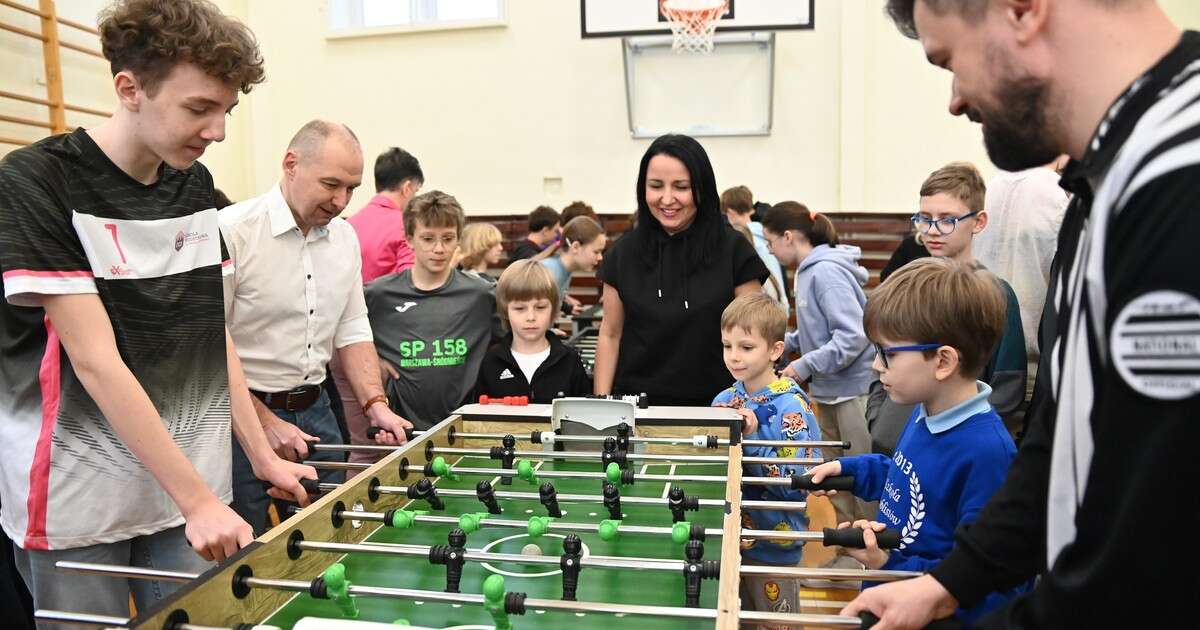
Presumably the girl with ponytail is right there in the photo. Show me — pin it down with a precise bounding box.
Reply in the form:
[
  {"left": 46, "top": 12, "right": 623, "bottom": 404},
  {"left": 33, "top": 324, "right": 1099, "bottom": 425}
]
[{"left": 762, "top": 202, "right": 877, "bottom": 539}]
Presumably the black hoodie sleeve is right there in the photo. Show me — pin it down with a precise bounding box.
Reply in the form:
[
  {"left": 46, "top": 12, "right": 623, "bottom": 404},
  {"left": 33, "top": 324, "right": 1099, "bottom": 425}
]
[{"left": 730, "top": 229, "right": 769, "bottom": 286}]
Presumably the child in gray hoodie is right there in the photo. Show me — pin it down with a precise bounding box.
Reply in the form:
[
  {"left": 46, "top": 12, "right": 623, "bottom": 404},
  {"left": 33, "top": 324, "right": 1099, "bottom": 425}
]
[{"left": 762, "top": 202, "right": 876, "bottom": 577}]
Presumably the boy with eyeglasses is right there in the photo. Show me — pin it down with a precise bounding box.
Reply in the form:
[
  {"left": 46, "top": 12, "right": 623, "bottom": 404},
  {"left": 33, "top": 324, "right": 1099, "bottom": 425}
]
[
  {"left": 806, "top": 258, "right": 1028, "bottom": 625},
  {"left": 361, "top": 191, "right": 500, "bottom": 435},
  {"left": 907, "top": 162, "right": 1026, "bottom": 432}
]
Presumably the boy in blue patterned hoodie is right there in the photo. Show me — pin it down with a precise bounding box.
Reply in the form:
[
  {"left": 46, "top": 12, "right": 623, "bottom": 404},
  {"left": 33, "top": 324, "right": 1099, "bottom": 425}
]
[
  {"left": 711, "top": 294, "right": 820, "bottom": 624},
  {"left": 806, "top": 258, "right": 1027, "bottom": 624}
]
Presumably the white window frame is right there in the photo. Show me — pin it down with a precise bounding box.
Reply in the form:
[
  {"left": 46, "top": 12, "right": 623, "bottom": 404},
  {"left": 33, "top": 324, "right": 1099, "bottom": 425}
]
[{"left": 326, "top": 0, "right": 507, "bottom": 40}]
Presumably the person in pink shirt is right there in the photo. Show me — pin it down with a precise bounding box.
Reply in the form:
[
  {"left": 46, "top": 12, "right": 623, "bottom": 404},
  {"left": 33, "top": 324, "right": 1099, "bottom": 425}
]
[{"left": 347, "top": 147, "right": 424, "bottom": 282}]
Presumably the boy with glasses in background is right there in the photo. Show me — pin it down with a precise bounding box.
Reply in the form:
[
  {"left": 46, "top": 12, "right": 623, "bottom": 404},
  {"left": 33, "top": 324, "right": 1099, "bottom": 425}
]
[{"left": 909, "top": 163, "right": 1026, "bottom": 433}]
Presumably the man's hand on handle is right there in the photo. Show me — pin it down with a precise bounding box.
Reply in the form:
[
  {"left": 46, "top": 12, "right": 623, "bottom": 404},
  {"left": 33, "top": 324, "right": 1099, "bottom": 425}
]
[
  {"left": 255, "top": 456, "right": 318, "bottom": 506},
  {"left": 366, "top": 402, "right": 413, "bottom": 446},
  {"left": 261, "top": 413, "right": 316, "bottom": 461},
  {"left": 842, "top": 574, "right": 959, "bottom": 630}
]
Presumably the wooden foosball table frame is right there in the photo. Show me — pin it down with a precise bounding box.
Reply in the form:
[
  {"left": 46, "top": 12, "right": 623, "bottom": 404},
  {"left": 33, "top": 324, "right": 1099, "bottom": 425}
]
[{"left": 130, "top": 403, "right": 759, "bottom": 630}]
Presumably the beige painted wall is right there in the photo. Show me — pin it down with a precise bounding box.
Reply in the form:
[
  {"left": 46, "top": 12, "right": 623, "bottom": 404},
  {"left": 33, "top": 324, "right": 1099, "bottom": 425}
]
[{"left": 4, "top": 0, "right": 1200, "bottom": 215}]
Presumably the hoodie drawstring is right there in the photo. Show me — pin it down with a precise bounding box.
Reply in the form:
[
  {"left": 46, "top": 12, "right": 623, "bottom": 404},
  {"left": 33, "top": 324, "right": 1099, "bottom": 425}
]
[
  {"left": 654, "top": 235, "right": 691, "bottom": 309},
  {"left": 656, "top": 240, "right": 664, "bottom": 299},
  {"left": 682, "top": 237, "right": 690, "bottom": 309}
]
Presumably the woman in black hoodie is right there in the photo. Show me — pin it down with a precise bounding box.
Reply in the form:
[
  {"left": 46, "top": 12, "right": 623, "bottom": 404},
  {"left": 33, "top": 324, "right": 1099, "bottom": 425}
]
[{"left": 593, "top": 135, "right": 768, "bottom": 406}]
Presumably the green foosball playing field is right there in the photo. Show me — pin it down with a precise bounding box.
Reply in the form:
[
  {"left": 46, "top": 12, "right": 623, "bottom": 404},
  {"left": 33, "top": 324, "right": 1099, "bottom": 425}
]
[{"left": 264, "top": 456, "right": 731, "bottom": 629}]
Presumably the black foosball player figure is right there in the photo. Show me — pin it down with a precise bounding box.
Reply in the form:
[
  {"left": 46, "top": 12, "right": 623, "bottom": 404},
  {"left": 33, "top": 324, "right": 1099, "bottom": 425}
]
[
  {"left": 667, "top": 486, "right": 699, "bottom": 523},
  {"left": 681, "top": 539, "right": 719, "bottom": 607},
  {"left": 539, "top": 482, "right": 563, "bottom": 517},
  {"left": 476, "top": 480, "right": 503, "bottom": 514},
  {"left": 407, "top": 477, "right": 445, "bottom": 510},
  {"left": 615, "top": 422, "right": 632, "bottom": 450},
  {"left": 560, "top": 534, "right": 584, "bottom": 600},
  {"left": 429, "top": 528, "right": 468, "bottom": 593},
  {"left": 600, "top": 436, "right": 627, "bottom": 470},
  {"left": 602, "top": 481, "right": 622, "bottom": 520},
  {"left": 490, "top": 434, "right": 518, "bottom": 485}
]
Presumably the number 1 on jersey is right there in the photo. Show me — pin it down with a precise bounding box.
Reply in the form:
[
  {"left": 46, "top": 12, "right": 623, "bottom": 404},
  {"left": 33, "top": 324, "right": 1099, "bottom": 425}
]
[{"left": 103, "top": 223, "right": 127, "bottom": 263}]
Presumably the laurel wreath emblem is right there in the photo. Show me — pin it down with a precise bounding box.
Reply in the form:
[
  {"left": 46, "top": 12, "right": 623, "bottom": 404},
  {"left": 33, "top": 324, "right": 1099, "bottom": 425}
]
[{"left": 900, "top": 471, "right": 925, "bottom": 549}]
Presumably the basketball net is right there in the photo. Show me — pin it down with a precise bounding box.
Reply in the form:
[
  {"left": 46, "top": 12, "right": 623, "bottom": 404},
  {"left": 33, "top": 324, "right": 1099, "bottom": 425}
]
[{"left": 659, "top": 0, "right": 728, "bottom": 54}]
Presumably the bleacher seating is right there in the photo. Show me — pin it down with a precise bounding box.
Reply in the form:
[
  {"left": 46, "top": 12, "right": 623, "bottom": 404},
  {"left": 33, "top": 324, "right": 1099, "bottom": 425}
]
[{"left": 468, "top": 212, "right": 913, "bottom": 307}]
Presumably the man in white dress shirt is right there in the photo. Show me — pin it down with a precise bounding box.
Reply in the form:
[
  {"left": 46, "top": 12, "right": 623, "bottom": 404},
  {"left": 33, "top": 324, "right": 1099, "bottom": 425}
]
[{"left": 220, "top": 120, "right": 412, "bottom": 534}]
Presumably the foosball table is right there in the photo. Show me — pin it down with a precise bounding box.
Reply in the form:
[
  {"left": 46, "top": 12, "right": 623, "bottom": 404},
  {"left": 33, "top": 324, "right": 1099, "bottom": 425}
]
[{"left": 41, "top": 399, "right": 940, "bottom": 630}]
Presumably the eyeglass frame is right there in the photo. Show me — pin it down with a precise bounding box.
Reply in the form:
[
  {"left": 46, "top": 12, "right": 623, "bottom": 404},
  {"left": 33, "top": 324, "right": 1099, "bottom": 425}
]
[
  {"left": 874, "top": 342, "right": 944, "bottom": 369},
  {"left": 909, "top": 210, "right": 980, "bottom": 236}
]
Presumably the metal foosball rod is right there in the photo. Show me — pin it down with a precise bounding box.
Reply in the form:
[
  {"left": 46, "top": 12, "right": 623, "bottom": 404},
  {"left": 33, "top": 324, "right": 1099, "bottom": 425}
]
[
  {"left": 305, "top": 446, "right": 821, "bottom": 467},
  {"left": 431, "top": 430, "right": 847, "bottom": 449},
  {"left": 290, "top": 537, "right": 694, "bottom": 573},
  {"left": 426, "top": 445, "right": 824, "bottom": 467},
  {"left": 329, "top": 504, "right": 906, "bottom": 550},
  {"left": 50, "top": 562, "right": 962, "bottom": 629},
  {"left": 303, "top": 457, "right": 856, "bottom": 496},
  {"left": 303, "top": 478, "right": 808, "bottom": 513},
  {"left": 355, "top": 425, "right": 850, "bottom": 450},
  {"left": 304, "top": 458, "right": 733, "bottom": 485}
]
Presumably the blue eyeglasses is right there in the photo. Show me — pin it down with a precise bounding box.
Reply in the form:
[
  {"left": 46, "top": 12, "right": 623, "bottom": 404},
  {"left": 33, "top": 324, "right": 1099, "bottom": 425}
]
[
  {"left": 874, "top": 343, "right": 943, "bottom": 368},
  {"left": 910, "top": 211, "right": 979, "bottom": 235}
]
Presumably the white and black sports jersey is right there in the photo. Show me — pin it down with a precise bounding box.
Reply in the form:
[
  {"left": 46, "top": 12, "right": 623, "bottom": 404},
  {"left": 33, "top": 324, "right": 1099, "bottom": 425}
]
[
  {"left": 929, "top": 31, "right": 1200, "bottom": 627},
  {"left": 0, "top": 129, "right": 233, "bottom": 550}
]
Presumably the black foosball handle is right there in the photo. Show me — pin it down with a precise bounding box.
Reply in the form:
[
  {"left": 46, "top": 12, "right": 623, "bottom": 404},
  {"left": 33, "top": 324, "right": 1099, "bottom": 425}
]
[
  {"left": 823, "top": 527, "right": 902, "bottom": 550},
  {"left": 365, "top": 426, "right": 416, "bottom": 441},
  {"left": 859, "top": 612, "right": 962, "bottom": 629},
  {"left": 300, "top": 477, "right": 322, "bottom": 495},
  {"left": 791, "top": 474, "right": 856, "bottom": 492}
]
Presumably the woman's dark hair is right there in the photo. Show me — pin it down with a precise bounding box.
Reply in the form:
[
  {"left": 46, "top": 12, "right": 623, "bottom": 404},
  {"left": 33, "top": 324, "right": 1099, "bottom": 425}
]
[{"left": 633, "top": 134, "right": 723, "bottom": 269}]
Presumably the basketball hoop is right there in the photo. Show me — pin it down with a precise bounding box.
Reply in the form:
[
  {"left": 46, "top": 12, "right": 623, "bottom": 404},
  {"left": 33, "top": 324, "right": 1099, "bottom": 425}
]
[{"left": 659, "top": 0, "right": 728, "bottom": 54}]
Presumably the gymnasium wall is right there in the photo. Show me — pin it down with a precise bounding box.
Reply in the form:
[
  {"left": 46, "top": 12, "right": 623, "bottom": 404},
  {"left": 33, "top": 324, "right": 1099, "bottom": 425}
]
[
  {"left": 0, "top": 1, "right": 113, "bottom": 146},
  {"left": 4, "top": 0, "right": 1200, "bottom": 216}
]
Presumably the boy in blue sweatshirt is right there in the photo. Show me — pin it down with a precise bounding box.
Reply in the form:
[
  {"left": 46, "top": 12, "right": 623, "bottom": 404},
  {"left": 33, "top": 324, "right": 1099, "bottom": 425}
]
[
  {"left": 711, "top": 294, "right": 820, "bottom": 624},
  {"left": 806, "top": 257, "right": 1026, "bottom": 624}
]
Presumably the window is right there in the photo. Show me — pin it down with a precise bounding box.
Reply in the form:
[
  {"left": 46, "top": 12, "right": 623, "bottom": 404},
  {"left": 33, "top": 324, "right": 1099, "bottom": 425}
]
[{"left": 329, "top": 0, "right": 505, "bottom": 33}]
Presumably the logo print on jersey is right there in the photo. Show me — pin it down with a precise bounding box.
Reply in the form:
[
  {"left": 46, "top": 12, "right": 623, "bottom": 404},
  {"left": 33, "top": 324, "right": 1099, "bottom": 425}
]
[
  {"left": 499, "top": 368, "right": 515, "bottom": 380},
  {"left": 174, "top": 230, "right": 185, "bottom": 251},
  {"left": 1111, "top": 290, "right": 1200, "bottom": 400},
  {"left": 395, "top": 301, "right": 417, "bottom": 313}
]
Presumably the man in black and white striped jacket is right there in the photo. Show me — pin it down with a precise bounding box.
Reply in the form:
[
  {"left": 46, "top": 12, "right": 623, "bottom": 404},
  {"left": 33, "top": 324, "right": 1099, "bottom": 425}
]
[{"left": 842, "top": 1, "right": 1200, "bottom": 628}]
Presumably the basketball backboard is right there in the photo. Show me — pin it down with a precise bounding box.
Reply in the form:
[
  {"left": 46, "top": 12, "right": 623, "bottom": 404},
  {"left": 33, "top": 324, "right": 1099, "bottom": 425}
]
[{"left": 580, "top": 0, "right": 813, "bottom": 38}]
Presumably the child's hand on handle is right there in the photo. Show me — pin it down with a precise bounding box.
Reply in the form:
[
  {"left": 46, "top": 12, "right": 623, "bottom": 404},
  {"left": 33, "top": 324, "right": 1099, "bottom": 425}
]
[
  {"left": 805, "top": 460, "right": 843, "bottom": 495},
  {"left": 183, "top": 498, "right": 253, "bottom": 562},
  {"left": 838, "top": 520, "right": 890, "bottom": 570},
  {"left": 736, "top": 408, "right": 758, "bottom": 436}
]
